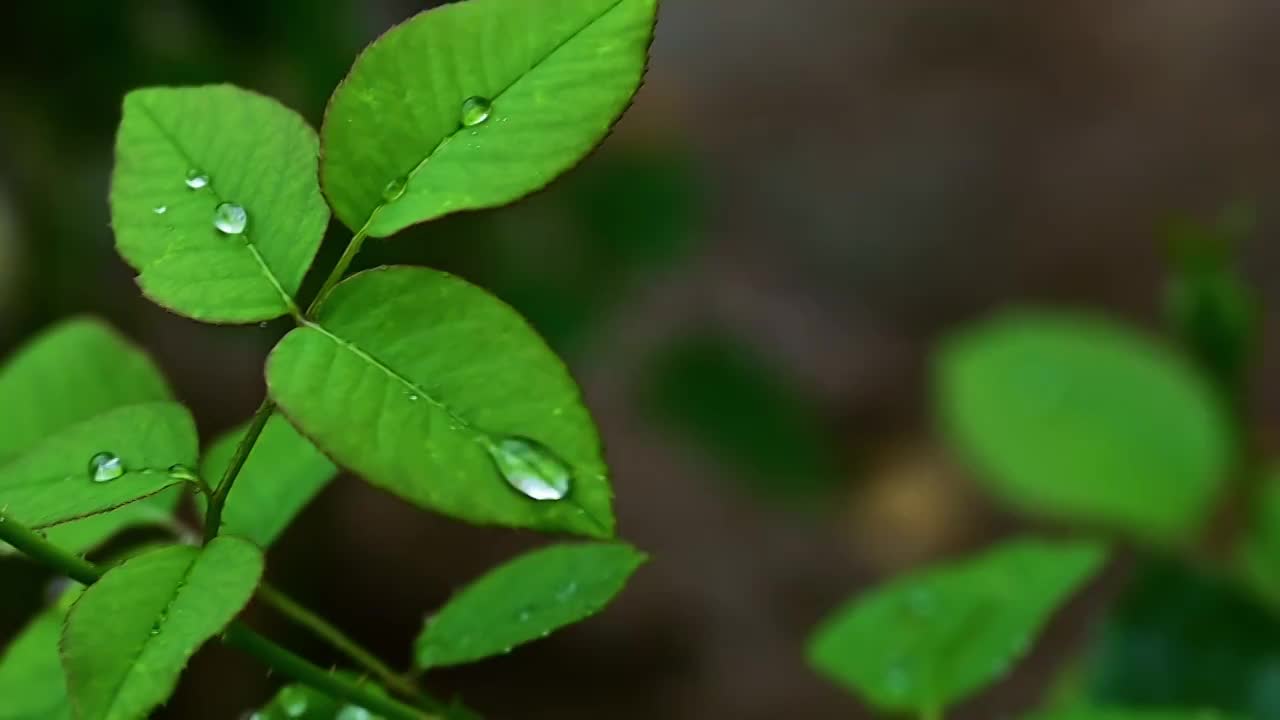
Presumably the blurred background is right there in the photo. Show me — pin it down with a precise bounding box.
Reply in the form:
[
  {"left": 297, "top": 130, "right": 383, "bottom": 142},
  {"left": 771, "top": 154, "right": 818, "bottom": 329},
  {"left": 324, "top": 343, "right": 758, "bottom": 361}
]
[{"left": 2, "top": 1, "right": 1280, "bottom": 718}]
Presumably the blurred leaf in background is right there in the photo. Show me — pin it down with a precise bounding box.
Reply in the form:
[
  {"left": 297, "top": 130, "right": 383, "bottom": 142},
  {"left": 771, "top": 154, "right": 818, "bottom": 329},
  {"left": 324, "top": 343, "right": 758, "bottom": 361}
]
[
  {"left": 1162, "top": 202, "right": 1261, "bottom": 405},
  {"left": 936, "top": 311, "right": 1232, "bottom": 544},
  {"left": 1084, "top": 559, "right": 1280, "bottom": 719},
  {"left": 638, "top": 328, "right": 844, "bottom": 501}
]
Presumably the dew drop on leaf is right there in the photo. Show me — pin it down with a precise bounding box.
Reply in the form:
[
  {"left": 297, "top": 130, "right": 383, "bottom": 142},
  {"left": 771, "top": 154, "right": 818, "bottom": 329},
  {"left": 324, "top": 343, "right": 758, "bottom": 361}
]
[
  {"left": 88, "top": 452, "right": 125, "bottom": 483},
  {"left": 460, "top": 96, "right": 493, "bottom": 127},
  {"left": 185, "top": 169, "right": 210, "bottom": 189},
  {"left": 335, "top": 706, "right": 377, "bottom": 720},
  {"left": 487, "top": 436, "right": 572, "bottom": 501},
  {"left": 152, "top": 205, "right": 167, "bottom": 215},
  {"left": 277, "top": 686, "right": 308, "bottom": 717},
  {"left": 213, "top": 202, "right": 248, "bottom": 235},
  {"left": 382, "top": 176, "right": 408, "bottom": 203}
]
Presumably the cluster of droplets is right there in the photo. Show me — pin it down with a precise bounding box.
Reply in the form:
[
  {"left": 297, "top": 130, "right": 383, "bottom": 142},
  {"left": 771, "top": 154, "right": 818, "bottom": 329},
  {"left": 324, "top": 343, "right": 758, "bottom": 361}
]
[
  {"left": 86, "top": 453, "right": 201, "bottom": 485},
  {"left": 378, "top": 96, "right": 493, "bottom": 207},
  {"left": 177, "top": 167, "right": 250, "bottom": 236}
]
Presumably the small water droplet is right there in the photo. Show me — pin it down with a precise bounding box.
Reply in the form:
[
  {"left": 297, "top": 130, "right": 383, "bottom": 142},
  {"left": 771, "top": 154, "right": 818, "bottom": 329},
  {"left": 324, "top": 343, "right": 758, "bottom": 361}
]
[
  {"left": 277, "top": 686, "right": 308, "bottom": 717},
  {"left": 408, "top": 393, "right": 419, "bottom": 401},
  {"left": 185, "top": 169, "right": 210, "bottom": 189},
  {"left": 487, "top": 436, "right": 572, "bottom": 501},
  {"left": 460, "top": 96, "right": 493, "bottom": 127},
  {"left": 214, "top": 202, "right": 248, "bottom": 235},
  {"left": 149, "top": 623, "right": 161, "bottom": 637},
  {"left": 167, "top": 464, "right": 198, "bottom": 482},
  {"left": 153, "top": 205, "right": 168, "bottom": 215},
  {"left": 382, "top": 176, "right": 408, "bottom": 203},
  {"left": 518, "top": 608, "right": 532, "bottom": 622},
  {"left": 88, "top": 452, "right": 125, "bottom": 483}
]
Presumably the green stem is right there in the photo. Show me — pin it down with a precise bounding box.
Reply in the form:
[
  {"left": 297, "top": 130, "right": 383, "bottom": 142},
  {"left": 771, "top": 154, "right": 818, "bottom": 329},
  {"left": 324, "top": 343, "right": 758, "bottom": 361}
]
[
  {"left": 0, "top": 509, "right": 434, "bottom": 720},
  {"left": 203, "top": 397, "right": 276, "bottom": 543},
  {"left": 222, "top": 625, "right": 433, "bottom": 720},
  {"left": 307, "top": 225, "right": 370, "bottom": 315},
  {"left": 258, "top": 582, "right": 424, "bottom": 701}
]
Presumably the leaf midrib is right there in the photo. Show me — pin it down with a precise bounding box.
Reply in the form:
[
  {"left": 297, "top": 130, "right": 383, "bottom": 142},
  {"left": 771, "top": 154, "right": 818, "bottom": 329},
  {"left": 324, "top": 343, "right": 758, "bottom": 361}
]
[
  {"left": 298, "top": 320, "right": 609, "bottom": 532},
  {"left": 132, "top": 99, "right": 300, "bottom": 315},
  {"left": 85, "top": 548, "right": 201, "bottom": 720},
  {"left": 356, "top": 0, "right": 634, "bottom": 233}
]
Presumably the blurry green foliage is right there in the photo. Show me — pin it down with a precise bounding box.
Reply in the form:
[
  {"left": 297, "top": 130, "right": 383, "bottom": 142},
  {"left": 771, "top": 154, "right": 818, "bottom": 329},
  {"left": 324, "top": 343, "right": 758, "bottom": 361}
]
[
  {"left": 1084, "top": 559, "right": 1280, "bottom": 719},
  {"left": 639, "top": 329, "right": 843, "bottom": 499},
  {"left": 936, "top": 311, "right": 1232, "bottom": 543}
]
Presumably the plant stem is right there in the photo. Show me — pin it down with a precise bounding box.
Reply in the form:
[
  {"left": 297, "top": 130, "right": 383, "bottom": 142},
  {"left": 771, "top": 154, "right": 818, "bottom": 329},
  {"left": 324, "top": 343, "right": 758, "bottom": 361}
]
[
  {"left": 222, "top": 625, "right": 434, "bottom": 720},
  {"left": 307, "top": 225, "right": 371, "bottom": 315},
  {"left": 0, "top": 509, "right": 435, "bottom": 720},
  {"left": 203, "top": 397, "right": 276, "bottom": 543},
  {"left": 258, "top": 582, "right": 424, "bottom": 701}
]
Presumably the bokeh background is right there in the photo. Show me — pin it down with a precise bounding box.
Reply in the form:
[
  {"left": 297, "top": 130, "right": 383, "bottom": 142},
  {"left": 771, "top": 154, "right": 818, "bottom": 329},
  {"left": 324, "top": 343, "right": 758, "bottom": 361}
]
[{"left": 2, "top": 1, "right": 1280, "bottom": 718}]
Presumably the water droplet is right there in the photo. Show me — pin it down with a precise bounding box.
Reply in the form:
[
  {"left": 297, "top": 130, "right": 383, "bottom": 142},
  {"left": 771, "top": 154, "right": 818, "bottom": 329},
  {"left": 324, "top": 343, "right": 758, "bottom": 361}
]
[
  {"left": 407, "top": 394, "right": 419, "bottom": 401},
  {"left": 88, "top": 452, "right": 125, "bottom": 483},
  {"left": 277, "top": 686, "right": 308, "bottom": 717},
  {"left": 335, "top": 706, "right": 374, "bottom": 720},
  {"left": 153, "top": 205, "right": 168, "bottom": 215},
  {"left": 382, "top": 176, "right": 408, "bottom": 203},
  {"left": 460, "top": 96, "right": 493, "bottom": 127},
  {"left": 167, "top": 464, "right": 198, "bottom": 482},
  {"left": 185, "top": 169, "right": 210, "bottom": 189},
  {"left": 149, "top": 623, "right": 162, "bottom": 637},
  {"left": 487, "top": 436, "right": 572, "bottom": 501},
  {"left": 213, "top": 202, "right": 248, "bottom": 235}
]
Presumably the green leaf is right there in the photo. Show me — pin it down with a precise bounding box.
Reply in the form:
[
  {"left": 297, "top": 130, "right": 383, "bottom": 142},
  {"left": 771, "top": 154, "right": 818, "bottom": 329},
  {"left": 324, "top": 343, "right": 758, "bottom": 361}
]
[
  {"left": 936, "top": 311, "right": 1231, "bottom": 542},
  {"left": 62, "top": 538, "right": 264, "bottom": 720},
  {"left": 197, "top": 416, "right": 337, "bottom": 548},
  {"left": 0, "top": 402, "right": 197, "bottom": 529},
  {"left": 111, "top": 84, "right": 329, "bottom": 323},
  {"left": 0, "top": 605, "right": 75, "bottom": 720},
  {"left": 1027, "top": 710, "right": 1241, "bottom": 720},
  {"left": 806, "top": 537, "right": 1107, "bottom": 714},
  {"left": 1084, "top": 559, "right": 1280, "bottom": 719},
  {"left": 415, "top": 542, "right": 645, "bottom": 669},
  {"left": 320, "top": 0, "right": 659, "bottom": 236},
  {"left": 0, "top": 318, "right": 184, "bottom": 552},
  {"left": 266, "top": 266, "right": 614, "bottom": 538},
  {"left": 0, "top": 317, "right": 172, "bottom": 462},
  {"left": 1239, "top": 470, "right": 1280, "bottom": 606}
]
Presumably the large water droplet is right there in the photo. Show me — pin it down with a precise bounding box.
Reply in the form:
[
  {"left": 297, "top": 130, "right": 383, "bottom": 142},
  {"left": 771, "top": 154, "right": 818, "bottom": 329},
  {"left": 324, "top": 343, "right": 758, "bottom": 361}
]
[
  {"left": 488, "top": 436, "right": 572, "bottom": 501},
  {"left": 460, "top": 96, "right": 493, "bottom": 127},
  {"left": 185, "top": 169, "right": 210, "bottom": 189},
  {"left": 382, "top": 176, "right": 407, "bottom": 203},
  {"left": 88, "top": 452, "right": 125, "bottom": 483},
  {"left": 277, "top": 686, "right": 308, "bottom": 717},
  {"left": 214, "top": 202, "right": 248, "bottom": 235}
]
